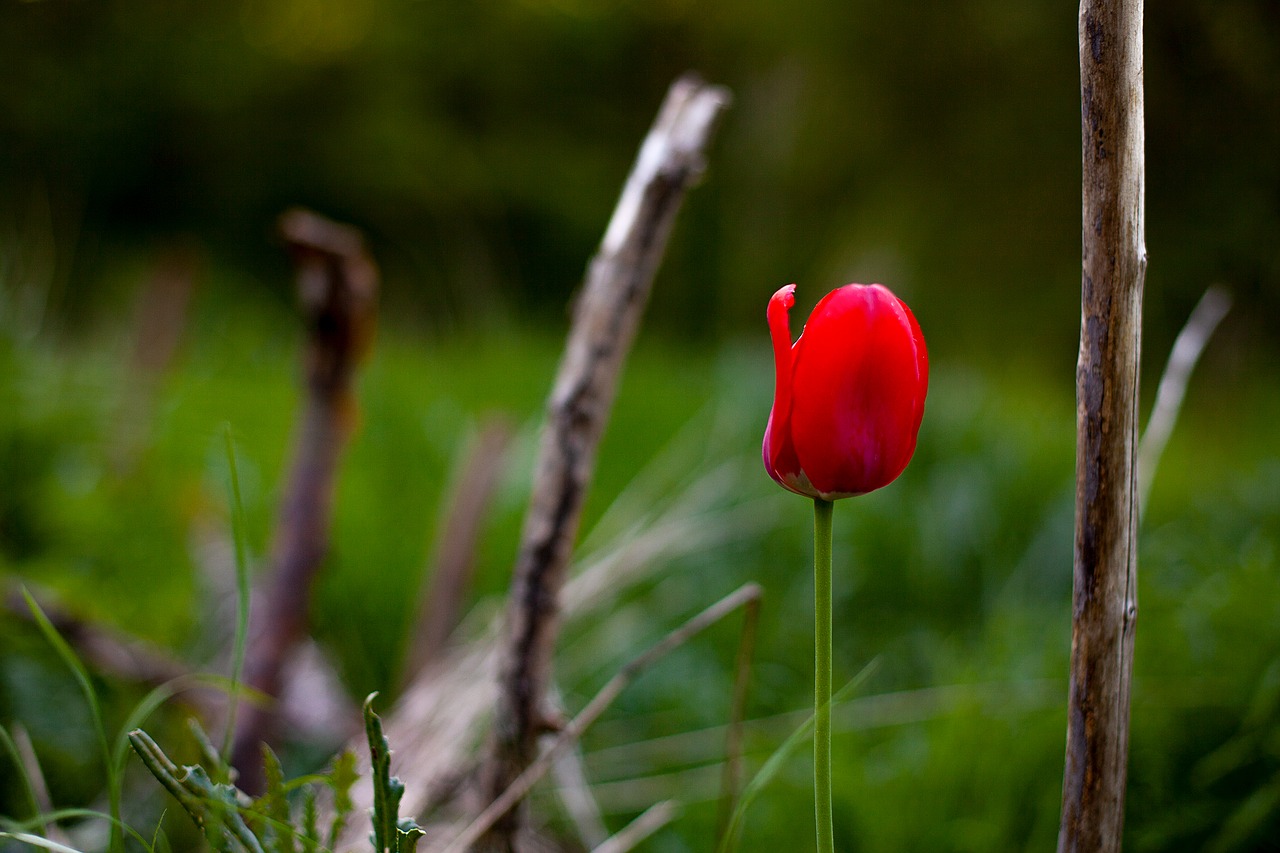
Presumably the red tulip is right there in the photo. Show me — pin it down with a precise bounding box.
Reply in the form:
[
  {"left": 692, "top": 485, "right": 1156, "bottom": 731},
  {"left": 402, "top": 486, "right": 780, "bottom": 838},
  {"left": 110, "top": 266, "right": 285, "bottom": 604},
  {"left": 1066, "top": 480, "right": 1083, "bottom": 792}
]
[{"left": 763, "top": 282, "right": 928, "bottom": 500}]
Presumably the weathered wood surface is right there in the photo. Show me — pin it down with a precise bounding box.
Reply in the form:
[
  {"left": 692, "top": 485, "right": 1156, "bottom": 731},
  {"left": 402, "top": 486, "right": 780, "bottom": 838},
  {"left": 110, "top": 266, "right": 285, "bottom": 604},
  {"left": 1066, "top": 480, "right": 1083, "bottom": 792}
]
[
  {"left": 476, "top": 73, "right": 730, "bottom": 851},
  {"left": 1058, "top": 0, "right": 1146, "bottom": 850},
  {"left": 325, "top": 74, "right": 732, "bottom": 853}
]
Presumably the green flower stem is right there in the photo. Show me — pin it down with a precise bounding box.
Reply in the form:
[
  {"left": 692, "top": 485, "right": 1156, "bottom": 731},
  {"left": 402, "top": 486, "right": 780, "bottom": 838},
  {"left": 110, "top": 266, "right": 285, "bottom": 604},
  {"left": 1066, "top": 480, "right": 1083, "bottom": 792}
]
[{"left": 813, "top": 497, "right": 834, "bottom": 853}]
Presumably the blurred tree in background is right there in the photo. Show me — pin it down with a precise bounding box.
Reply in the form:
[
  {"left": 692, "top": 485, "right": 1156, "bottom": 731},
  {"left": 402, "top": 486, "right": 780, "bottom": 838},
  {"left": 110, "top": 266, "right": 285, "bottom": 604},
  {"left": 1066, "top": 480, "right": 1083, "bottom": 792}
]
[{"left": 2, "top": 0, "right": 1276, "bottom": 365}]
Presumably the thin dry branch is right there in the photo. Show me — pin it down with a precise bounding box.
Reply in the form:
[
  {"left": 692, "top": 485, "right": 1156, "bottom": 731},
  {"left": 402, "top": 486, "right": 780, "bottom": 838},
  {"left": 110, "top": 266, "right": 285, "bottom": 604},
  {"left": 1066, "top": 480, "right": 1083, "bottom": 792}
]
[
  {"left": 5, "top": 587, "right": 191, "bottom": 689},
  {"left": 327, "top": 389, "right": 767, "bottom": 851},
  {"left": 444, "top": 584, "right": 761, "bottom": 853},
  {"left": 715, "top": 590, "right": 759, "bottom": 844},
  {"left": 1059, "top": 1, "right": 1146, "bottom": 851},
  {"left": 403, "top": 418, "right": 515, "bottom": 683},
  {"left": 1138, "top": 286, "right": 1231, "bottom": 515},
  {"left": 477, "top": 73, "right": 730, "bottom": 849},
  {"left": 9, "top": 724, "right": 72, "bottom": 848},
  {"left": 552, "top": 739, "right": 609, "bottom": 850},
  {"left": 112, "top": 244, "right": 199, "bottom": 472},
  {"left": 589, "top": 801, "right": 680, "bottom": 853},
  {"left": 230, "top": 208, "right": 378, "bottom": 791}
]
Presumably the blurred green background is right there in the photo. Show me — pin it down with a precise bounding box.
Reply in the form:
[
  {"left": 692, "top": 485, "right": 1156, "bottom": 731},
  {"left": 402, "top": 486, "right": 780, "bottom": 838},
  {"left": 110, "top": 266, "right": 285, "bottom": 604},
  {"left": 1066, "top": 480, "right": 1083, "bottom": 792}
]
[{"left": 2, "top": 1, "right": 1278, "bottom": 851}]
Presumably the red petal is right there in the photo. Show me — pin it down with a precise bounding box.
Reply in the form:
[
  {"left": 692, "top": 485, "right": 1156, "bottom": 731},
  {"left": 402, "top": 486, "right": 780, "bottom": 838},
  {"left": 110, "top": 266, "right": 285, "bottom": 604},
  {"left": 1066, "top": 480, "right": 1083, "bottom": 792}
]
[
  {"left": 789, "top": 284, "right": 928, "bottom": 497},
  {"left": 762, "top": 285, "right": 809, "bottom": 494}
]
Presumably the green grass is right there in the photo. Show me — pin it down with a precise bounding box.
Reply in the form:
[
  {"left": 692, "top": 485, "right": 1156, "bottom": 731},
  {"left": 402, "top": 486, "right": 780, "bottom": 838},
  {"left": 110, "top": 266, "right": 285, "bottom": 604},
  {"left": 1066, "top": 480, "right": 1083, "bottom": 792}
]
[{"left": 1, "top": 295, "right": 1278, "bottom": 852}]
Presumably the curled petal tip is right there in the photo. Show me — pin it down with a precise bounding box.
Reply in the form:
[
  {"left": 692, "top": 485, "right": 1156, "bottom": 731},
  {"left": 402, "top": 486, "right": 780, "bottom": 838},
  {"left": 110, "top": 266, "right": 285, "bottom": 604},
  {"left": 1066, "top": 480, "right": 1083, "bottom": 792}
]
[{"left": 770, "top": 284, "right": 797, "bottom": 310}]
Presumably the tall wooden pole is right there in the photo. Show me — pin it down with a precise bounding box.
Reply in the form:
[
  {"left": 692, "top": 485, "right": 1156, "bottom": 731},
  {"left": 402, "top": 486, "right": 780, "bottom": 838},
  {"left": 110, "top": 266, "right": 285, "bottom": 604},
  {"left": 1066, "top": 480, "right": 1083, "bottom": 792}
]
[{"left": 1058, "top": 1, "right": 1146, "bottom": 851}]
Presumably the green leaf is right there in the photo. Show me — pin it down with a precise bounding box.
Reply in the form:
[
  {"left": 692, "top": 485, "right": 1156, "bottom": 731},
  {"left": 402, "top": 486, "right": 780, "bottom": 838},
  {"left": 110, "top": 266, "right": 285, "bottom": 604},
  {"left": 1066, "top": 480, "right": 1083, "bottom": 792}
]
[
  {"left": 188, "top": 718, "right": 232, "bottom": 783},
  {"left": 21, "top": 588, "right": 122, "bottom": 853},
  {"left": 2, "top": 807, "right": 163, "bottom": 852},
  {"left": 221, "top": 424, "right": 254, "bottom": 766},
  {"left": 183, "top": 765, "right": 266, "bottom": 853},
  {"left": 111, "top": 678, "right": 199, "bottom": 814},
  {"left": 300, "top": 787, "right": 319, "bottom": 853},
  {"left": 326, "top": 750, "right": 358, "bottom": 851},
  {"left": 254, "top": 745, "right": 295, "bottom": 853},
  {"left": 364, "top": 693, "right": 422, "bottom": 853},
  {"left": 0, "top": 831, "right": 89, "bottom": 853},
  {"left": 395, "top": 819, "right": 426, "bottom": 853}
]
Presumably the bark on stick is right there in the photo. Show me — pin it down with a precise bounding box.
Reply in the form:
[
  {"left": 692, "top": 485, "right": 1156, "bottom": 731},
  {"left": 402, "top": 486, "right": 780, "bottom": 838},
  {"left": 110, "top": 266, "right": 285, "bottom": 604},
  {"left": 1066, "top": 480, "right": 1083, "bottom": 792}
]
[
  {"left": 230, "top": 209, "right": 378, "bottom": 791},
  {"left": 1058, "top": 1, "right": 1146, "bottom": 850},
  {"left": 477, "top": 74, "right": 730, "bottom": 850}
]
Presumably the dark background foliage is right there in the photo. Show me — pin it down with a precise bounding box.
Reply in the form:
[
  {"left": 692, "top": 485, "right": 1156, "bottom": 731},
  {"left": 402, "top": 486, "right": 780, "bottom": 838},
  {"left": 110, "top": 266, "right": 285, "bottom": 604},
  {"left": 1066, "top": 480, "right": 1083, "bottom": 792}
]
[{"left": 2, "top": 0, "right": 1277, "bottom": 360}]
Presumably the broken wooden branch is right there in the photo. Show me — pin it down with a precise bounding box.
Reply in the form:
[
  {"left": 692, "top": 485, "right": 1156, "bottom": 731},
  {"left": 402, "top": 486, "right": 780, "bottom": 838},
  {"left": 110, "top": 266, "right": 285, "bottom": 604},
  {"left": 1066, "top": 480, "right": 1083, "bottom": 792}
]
[
  {"left": 230, "top": 208, "right": 378, "bottom": 792},
  {"left": 1058, "top": 1, "right": 1146, "bottom": 850},
  {"left": 476, "top": 73, "right": 731, "bottom": 850},
  {"left": 112, "top": 244, "right": 199, "bottom": 473},
  {"left": 446, "top": 584, "right": 761, "bottom": 853},
  {"left": 4, "top": 586, "right": 191, "bottom": 689},
  {"left": 325, "top": 445, "right": 766, "bottom": 850}
]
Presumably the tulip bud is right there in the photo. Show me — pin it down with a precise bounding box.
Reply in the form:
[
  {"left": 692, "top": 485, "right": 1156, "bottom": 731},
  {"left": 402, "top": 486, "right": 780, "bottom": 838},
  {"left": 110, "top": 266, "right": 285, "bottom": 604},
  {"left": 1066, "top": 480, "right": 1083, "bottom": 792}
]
[{"left": 763, "top": 282, "right": 928, "bottom": 500}]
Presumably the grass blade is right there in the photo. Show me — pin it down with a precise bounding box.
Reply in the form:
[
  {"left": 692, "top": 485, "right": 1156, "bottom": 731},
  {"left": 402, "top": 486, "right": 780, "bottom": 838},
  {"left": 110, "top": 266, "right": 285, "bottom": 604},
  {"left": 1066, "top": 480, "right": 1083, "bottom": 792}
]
[
  {"left": 21, "top": 587, "right": 122, "bottom": 853},
  {"left": 0, "top": 724, "right": 47, "bottom": 835},
  {"left": 716, "top": 658, "right": 880, "bottom": 853},
  {"left": 0, "top": 831, "right": 88, "bottom": 853},
  {"left": 220, "top": 424, "right": 253, "bottom": 769}
]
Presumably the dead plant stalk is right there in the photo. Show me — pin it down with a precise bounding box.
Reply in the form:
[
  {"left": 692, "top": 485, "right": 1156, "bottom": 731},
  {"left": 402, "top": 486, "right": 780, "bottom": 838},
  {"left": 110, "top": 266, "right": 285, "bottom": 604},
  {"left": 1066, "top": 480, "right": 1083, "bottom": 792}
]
[
  {"left": 1058, "top": 0, "right": 1146, "bottom": 850},
  {"left": 477, "top": 73, "right": 730, "bottom": 849}
]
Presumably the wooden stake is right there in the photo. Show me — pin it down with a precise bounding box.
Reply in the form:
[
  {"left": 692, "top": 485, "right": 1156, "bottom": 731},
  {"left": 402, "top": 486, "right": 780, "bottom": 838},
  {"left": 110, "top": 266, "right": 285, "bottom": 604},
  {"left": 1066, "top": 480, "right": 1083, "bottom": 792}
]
[{"left": 1058, "top": 1, "right": 1146, "bottom": 850}]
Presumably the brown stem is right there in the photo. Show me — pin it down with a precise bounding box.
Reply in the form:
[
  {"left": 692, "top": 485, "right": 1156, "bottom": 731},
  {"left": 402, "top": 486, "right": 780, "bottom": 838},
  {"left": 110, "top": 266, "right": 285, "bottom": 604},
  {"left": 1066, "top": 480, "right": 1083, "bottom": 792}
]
[
  {"left": 6, "top": 587, "right": 192, "bottom": 689},
  {"left": 230, "top": 209, "right": 378, "bottom": 792},
  {"left": 112, "top": 244, "right": 199, "bottom": 472},
  {"left": 402, "top": 417, "right": 514, "bottom": 683},
  {"left": 323, "top": 438, "right": 759, "bottom": 849},
  {"left": 1058, "top": 1, "right": 1146, "bottom": 851},
  {"left": 715, "top": 592, "right": 759, "bottom": 846},
  {"left": 475, "top": 73, "right": 730, "bottom": 850},
  {"left": 449, "top": 584, "right": 761, "bottom": 853}
]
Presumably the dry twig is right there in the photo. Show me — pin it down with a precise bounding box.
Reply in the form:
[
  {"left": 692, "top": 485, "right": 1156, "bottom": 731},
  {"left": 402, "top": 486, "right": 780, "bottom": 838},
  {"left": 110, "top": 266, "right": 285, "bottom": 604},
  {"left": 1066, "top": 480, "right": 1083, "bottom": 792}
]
[
  {"left": 403, "top": 418, "right": 515, "bottom": 682},
  {"left": 326, "top": 451, "right": 768, "bottom": 850},
  {"left": 1059, "top": 1, "right": 1146, "bottom": 850},
  {"left": 230, "top": 209, "right": 378, "bottom": 791},
  {"left": 715, "top": 589, "right": 759, "bottom": 845},
  {"left": 549, "top": 691, "right": 609, "bottom": 850},
  {"left": 4, "top": 587, "right": 191, "bottom": 689},
  {"left": 9, "top": 724, "right": 72, "bottom": 848},
  {"left": 444, "top": 585, "right": 761, "bottom": 853},
  {"left": 1137, "top": 286, "right": 1231, "bottom": 516},
  {"left": 590, "top": 801, "right": 680, "bottom": 853},
  {"left": 477, "top": 73, "right": 730, "bottom": 849}
]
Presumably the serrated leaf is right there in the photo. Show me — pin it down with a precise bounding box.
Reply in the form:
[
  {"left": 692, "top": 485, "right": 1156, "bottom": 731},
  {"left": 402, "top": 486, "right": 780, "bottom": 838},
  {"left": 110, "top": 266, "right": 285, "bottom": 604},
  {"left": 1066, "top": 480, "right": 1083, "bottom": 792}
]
[
  {"left": 363, "top": 694, "right": 422, "bottom": 853},
  {"left": 255, "top": 745, "right": 296, "bottom": 853},
  {"left": 301, "top": 787, "right": 319, "bottom": 853},
  {"left": 326, "top": 751, "right": 358, "bottom": 851}
]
